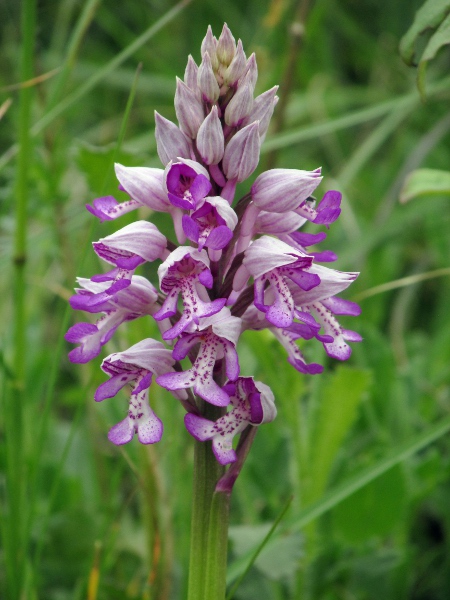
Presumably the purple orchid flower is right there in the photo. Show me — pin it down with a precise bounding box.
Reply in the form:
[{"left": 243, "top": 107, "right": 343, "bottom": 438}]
[
  {"left": 164, "top": 159, "right": 211, "bottom": 211},
  {"left": 156, "top": 308, "right": 241, "bottom": 406},
  {"left": 153, "top": 247, "right": 227, "bottom": 340},
  {"left": 182, "top": 196, "right": 237, "bottom": 251},
  {"left": 65, "top": 277, "right": 159, "bottom": 363},
  {"left": 95, "top": 339, "right": 178, "bottom": 445},
  {"left": 90, "top": 221, "right": 167, "bottom": 295},
  {"left": 235, "top": 236, "right": 320, "bottom": 328},
  {"left": 185, "top": 377, "right": 276, "bottom": 464}
]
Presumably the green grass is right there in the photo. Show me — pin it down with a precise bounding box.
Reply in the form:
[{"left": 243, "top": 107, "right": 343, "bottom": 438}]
[{"left": 1, "top": 0, "right": 450, "bottom": 599}]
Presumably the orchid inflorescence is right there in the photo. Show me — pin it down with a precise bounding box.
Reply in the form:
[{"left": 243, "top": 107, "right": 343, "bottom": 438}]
[{"left": 66, "top": 24, "right": 361, "bottom": 468}]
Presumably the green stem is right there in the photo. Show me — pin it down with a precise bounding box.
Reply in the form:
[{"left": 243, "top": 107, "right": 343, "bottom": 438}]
[
  {"left": 187, "top": 403, "right": 229, "bottom": 600},
  {"left": 204, "top": 489, "right": 231, "bottom": 599},
  {"left": 2, "top": 1, "right": 37, "bottom": 598}
]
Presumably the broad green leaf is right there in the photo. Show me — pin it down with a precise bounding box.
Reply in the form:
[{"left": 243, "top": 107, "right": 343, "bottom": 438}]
[
  {"left": 399, "top": 0, "right": 450, "bottom": 65},
  {"left": 307, "top": 367, "right": 372, "bottom": 504},
  {"left": 332, "top": 465, "right": 407, "bottom": 543},
  {"left": 418, "top": 13, "right": 450, "bottom": 96},
  {"left": 399, "top": 168, "right": 450, "bottom": 203}
]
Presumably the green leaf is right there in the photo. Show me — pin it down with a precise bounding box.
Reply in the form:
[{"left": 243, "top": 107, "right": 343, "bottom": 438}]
[
  {"left": 76, "top": 143, "right": 138, "bottom": 197},
  {"left": 418, "top": 13, "right": 450, "bottom": 97},
  {"left": 399, "top": 0, "right": 450, "bottom": 65},
  {"left": 307, "top": 367, "right": 372, "bottom": 504},
  {"left": 399, "top": 168, "right": 450, "bottom": 203},
  {"left": 332, "top": 465, "right": 407, "bottom": 543}
]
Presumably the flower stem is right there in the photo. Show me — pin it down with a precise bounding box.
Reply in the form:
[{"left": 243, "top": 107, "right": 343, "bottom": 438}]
[{"left": 187, "top": 403, "right": 230, "bottom": 600}]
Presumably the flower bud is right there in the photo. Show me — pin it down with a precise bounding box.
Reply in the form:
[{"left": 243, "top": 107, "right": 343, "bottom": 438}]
[
  {"left": 184, "top": 55, "right": 201, "bottom": 99},
  {"left": 196, "top": 106, "right": 224, "bottom": 165},
  {"left": 224, "top": 39, "right": 247, "bottom": 86},
  {"left": 216, "top": 23, "right": 236, "bottom": 66},
  {"left": 242, "top": 86, "right": 278, "bottom": 141},
  {"left": 197, "top": 52, "right": 220, "bottom": 103},
  {"left": 154, "top": 111, "right": 192, "bottom": 166},
  {"left": 238, "top": 53, "right": 258, "bottom": 90},
  {"left": 174, "top": 77, "right": 205, "bottom": 139},
  {"left": 224, "top": 76, "right": 254, "bottom": 127},
  {"left": 251, "top": 168, "right": 322, "bottom": 213},
  {"left": 201, "top": 25, "right": 219, "bottom": 70},
  {"left": 223, "top": 121, "right": 260, "bottom": 182}
]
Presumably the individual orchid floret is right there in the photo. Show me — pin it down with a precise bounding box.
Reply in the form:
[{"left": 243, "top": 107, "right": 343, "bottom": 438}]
[
  {"left": 113, "top": 163, "right": 171, "bottom": 213},
  {"left": 224, "top": 76, "right": 254, "bottom": 127},
  {"left": 197, "top": 52, "right": 220, "bottom": 103},
  {"left": 196, "top": 106, "right": 224, "bottom": 165},
  {"left": 156, "top": 308, "right": 241, "bottom": 407},
  {"left": 154, "top": 111, "right": 192, "bottom": 166},
  {"left": 309, "top": 301, "right": 362, "bottom": 360},
  {"left": 66, "top": 276, "right": 161, "bottom": 364},
  {"left": 222, "top": 121, "right": 260, "bottom": 184},
  {"left": 201, "top": 25, "right": 219, "bottom": 70},
  {"left": 86, "top": 164, "right": 170, "bottom": 222},
  {"left": 238, "top": 53, "right": 258, "bottom": 89},
  {"left": 224, "top": 39, "right": 246, "bottom": 86},
  {"left": 153, "top": 247, "right": 227, "bottom": 340},
  {"left": 174, "top": 78, "right": 205, "bottom": 139},
  {"left": 69, "top": 275, "right": 158, "bottom": 314},
  {"left": 95, "top": 339, "right": 177, "bottom": 445},
  {"left": 295, "top": 190, "right": 342, "bottom": 226},
  {"left": 184, "top": 55, "right": 201, "bottom": 98},
  {"left": 182, "top": 196, "right": 237, "bottom": 251},
  {"left": 91, "top": 221, "right": 167, "bottom": 295},
  {"left": 241, "top": 86, "right": 279, "bottom": 142},
  {"left": 185, "top": 377, "right": 276, "bottom": 465},
  {"left": 251, "top": 168, "right": 322, "bottom": 214},
  {"left": 164, "top": 159, "right": 211, "bottom": 210},
  {"left": 235, "top": 236, "right": 320, "bottom": 328},
  {"left": 216, "top": 23, "right": 237, "bottom": 67}
]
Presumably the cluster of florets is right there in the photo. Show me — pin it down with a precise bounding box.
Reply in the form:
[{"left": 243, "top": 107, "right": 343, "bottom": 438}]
[{"left": 66, "top": 24, "right": 361, "bottom": 466}]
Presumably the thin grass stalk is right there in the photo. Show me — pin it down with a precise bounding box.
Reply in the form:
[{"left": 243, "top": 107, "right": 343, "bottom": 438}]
[{"left": 2, "top": 0, "right": 37, "bottom": 597}]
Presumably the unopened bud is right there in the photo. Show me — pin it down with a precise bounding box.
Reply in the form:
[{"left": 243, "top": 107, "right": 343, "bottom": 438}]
[
  {"left": 216, "top": 23, "right": 236, "bottom": 66},
  {"left": 238, "top": 53, "right": 258, "bottom": 90},
  {"left": 224, "top": 39, "right": 247, "bottom": 86},
  {"left": 155, "top": 112, "right": 192, "bottom": 166},
  {"left": 196, "top": 106, "right": 224, "bottom": 165},
  {"left": 224, "top": 76, "right": 254, "bottom": 127},
  {"left": 241, "top": 86, "right": 278, "bottom": 141},
  {"left": 184, "top": 55, "right": 201, "bottom": 99},
  {"left": 174, "top": 77, "right": 205, "bottom": 139},
  {"left": 223, "top": 121, "right": 260, "bottom": 182},
  {"left": 251, "top": 168, "right": 323, "bottom": 213},
  {"left": 197, "top": 52, "right": 220, "bottom": 103},
  {"left": 201, "top": 25, "right": 219, "bottom": 70}
]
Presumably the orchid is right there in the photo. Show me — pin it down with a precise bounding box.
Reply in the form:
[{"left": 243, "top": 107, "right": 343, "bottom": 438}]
[
  {"left": 67, "top": 26, "right": 361, "bottom": 595},
  {"left": 68, "top": 21, "right": 361, "bottom": 457}
]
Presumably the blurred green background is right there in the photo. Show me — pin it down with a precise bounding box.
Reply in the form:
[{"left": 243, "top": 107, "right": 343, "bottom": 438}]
[{"left": 1, "top": 0, "right": 450, "bottom": 598}]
